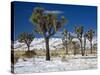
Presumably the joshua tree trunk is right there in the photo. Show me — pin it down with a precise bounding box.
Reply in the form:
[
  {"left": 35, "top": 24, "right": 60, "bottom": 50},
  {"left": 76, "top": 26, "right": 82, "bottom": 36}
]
[
  {"left": 80, "top": 40, "right": 84, "bottom": 56},
  {"left": 66, "top": 44, "right": 68, "bottom": 54},
  {"left": 84, "top": 37, "right": 86, "bottom": 55},
  {"left": 90, "top": 41, "right": 92, "bottom": 54},
  {"left": 45, "top": 37, "right": 50, "bottom": 61}
]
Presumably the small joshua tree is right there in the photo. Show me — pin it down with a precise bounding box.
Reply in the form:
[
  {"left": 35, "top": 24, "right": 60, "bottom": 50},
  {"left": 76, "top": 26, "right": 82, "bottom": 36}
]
[
  {"left": 30, "top": 7, "right": 66, "bottom": 60},
  {"left": 62, "top": 29, "right": 69, "bottom": 54},
  {"left": 62, "top": 29, "right": 73, "bottom": 55},
  {"left": 74, "top": 25, "right": 84, "bottom": 56},
  {"left": 18, "top": 32, "right": 34, "bottom": 51},
  {"left": 86, "top": 29, "right": 95, "bottom": 54},
  {"left": 83, "top": 32, "right": 87, "bottom": 55}
]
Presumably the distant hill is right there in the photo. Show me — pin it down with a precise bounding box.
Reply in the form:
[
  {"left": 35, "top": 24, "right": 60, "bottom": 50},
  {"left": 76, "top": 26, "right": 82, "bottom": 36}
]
[{"left": 13, "top": 37, "right": 97, "bottom": 51}]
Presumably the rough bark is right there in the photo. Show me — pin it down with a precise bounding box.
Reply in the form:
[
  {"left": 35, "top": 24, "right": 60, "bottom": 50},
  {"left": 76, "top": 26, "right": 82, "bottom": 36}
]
[
  {"left": 66, "top": 44, "right": 68, "bottom": 55},
  {"left": 90, "top": 41, "right": 92, "bottom": 54},
  {"left": 84, "top": 37, "right": 86, "bottom": 55},
  {"left": 45, "top": 37, "right": 50, "bottom": 61},
  {"left": 80, "top": 40, "right": 84, "bottom": 56}
]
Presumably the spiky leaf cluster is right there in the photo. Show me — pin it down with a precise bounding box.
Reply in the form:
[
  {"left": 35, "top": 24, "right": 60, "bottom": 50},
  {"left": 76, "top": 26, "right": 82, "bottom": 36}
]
[
  {"left": 30, "top": 7, "right": 66, "bottom": 38},
  {"left": 18, "top": 32, "right": 34, "bottom": 46}
]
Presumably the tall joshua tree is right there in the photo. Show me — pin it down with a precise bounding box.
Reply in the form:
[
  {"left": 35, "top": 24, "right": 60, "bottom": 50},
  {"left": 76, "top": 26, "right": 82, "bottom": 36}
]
[
  {"left": 83, "top": 33, "right": 87, "bottom": 55},
  {"left": 62, "top": 29, "right": 68, "bottom": 54},
  {"left": 74, "top": 26, "right": 84, "bottom": 56},
  {"left": 86, "top": 29, "right": 95, "bottom": 54},
  {"left": 18, "top": 32, "right": 34, "bottom": 51},
  {"left": 30, "top": 7, "right": 66, "bottom": 60}
]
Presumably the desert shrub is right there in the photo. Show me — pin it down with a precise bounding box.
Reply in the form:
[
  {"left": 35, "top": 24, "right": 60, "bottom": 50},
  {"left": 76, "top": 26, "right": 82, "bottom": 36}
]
[
  {"left": 22, "top": 50, "right": 36, "bottom": 58},
  {"left": 35, "top": 50, "right": 46, "bottom": 56},
  {"left": 51, "top": 51, "right": 59, "bottom": 57}
]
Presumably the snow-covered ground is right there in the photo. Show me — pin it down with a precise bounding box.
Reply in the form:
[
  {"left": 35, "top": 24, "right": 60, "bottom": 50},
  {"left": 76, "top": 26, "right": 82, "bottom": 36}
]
[{"left": 14, "top": 55, "right": 97, "bottom": 74}]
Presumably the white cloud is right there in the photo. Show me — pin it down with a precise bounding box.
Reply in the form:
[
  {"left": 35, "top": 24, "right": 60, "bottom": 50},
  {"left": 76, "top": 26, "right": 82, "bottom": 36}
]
[
  {"left": 53, "top": 31, "right": 77, "bottom": 38},
  {"left": 44, "top": 10, "right": 63, "bottom": 14}
]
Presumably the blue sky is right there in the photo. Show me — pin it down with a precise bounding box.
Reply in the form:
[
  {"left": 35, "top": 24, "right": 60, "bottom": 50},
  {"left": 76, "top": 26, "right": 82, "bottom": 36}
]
[{"left": 13, "top": 1, "right": 97, "bottom": 40}]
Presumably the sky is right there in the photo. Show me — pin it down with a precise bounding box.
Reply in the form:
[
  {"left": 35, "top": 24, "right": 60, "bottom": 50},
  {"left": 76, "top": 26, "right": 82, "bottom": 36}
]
[{"left": 12, "top": 1, "right": 97, "bottom": 40}]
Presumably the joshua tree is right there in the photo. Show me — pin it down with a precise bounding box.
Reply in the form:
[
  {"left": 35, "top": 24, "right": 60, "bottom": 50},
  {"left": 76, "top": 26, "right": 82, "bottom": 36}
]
[
  {"left": 62, "top": 29, "right": 73, "bottom": 54},
  {"left": 62, "top": 29, "right": 69, "bottom": 54},
  {"left": 86, "top": 29, "right": 95, "bottom": 54},
  {"left": 30, "top": 7, "right": 66, "bottom": 60},
  {"left": 74, "top": 26, "right": 84, "bottom": 56},
  {"left": 18, "top": 32, "right": 34, "bottom": 51},
  {"left": 83, "top": 33, "right": 87, "bottom": 55}
]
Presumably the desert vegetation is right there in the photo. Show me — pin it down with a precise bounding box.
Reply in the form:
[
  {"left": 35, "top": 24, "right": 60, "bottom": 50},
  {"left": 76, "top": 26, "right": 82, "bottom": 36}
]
[
  {"left": 12, "top": 7, "right": 97, "bottom": 63},
  {"left": 12, "top": 5, "right": 97, "bottom": 73}
]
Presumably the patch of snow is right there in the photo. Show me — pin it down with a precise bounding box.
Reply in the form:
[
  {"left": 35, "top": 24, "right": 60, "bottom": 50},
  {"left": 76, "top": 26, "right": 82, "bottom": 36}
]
[{"left": 14, "top": 56, "right": 97, "bottom": 74}]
